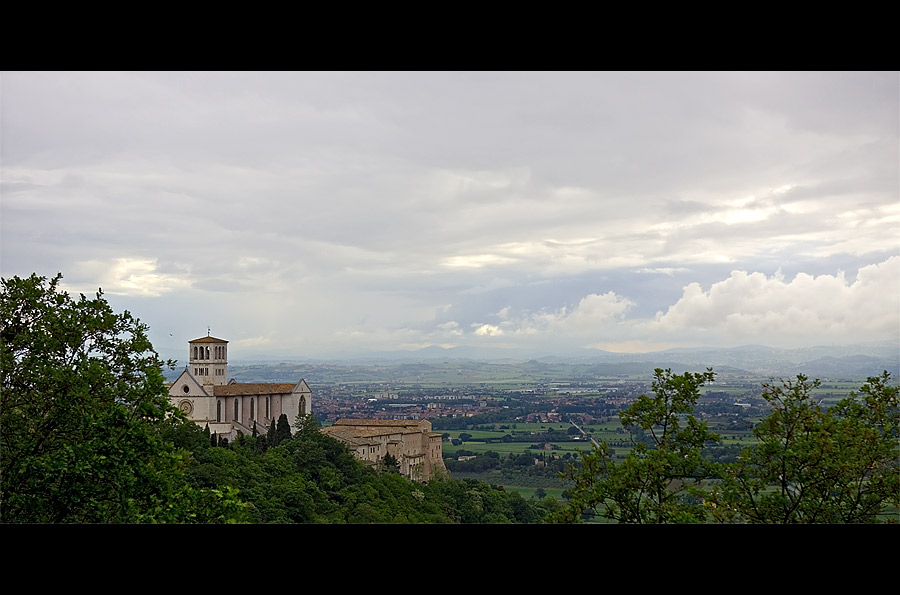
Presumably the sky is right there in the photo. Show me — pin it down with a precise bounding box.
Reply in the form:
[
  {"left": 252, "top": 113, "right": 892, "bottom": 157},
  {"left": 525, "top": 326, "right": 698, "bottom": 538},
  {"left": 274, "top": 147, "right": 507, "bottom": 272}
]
[{"left": 2, "top": 71, "right": 898, "bottom": 359}]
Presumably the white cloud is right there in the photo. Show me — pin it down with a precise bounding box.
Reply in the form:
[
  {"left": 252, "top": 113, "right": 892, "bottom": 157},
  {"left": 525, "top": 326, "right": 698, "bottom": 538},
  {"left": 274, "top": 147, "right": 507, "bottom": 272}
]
[
  {"left": 550, "top": 292, "right": 635, "bottom": 333},
  {"left": 647, "top": 256, "right": 900, "bottom": 345},
  {"left": 436, "top": 321, "right": 463, "bottom": 336},
  {"left": 234, "top": 336, "right": 272, "bottom": 348},
  {"left": 635, "top": 267, "right": 690, "bottom": 276},
  {"left": 443, "top": 254, "right": 518, "bottom": 268},
  {"left": 467, "top": 291, "right": 635, "bottom": 342},
  {"left": 61, "top": 258, "right": 191, "bottom": 297},
  {"left": 473, "top": 323, "right": 504, "bottom": 337}
]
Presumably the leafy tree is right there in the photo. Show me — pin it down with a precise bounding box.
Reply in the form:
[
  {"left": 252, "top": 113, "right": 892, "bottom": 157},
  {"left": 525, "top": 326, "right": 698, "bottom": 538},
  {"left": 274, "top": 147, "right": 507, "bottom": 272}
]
[
  {"left": 293, "top": 412, "right": 319, "bottom": 437},
  {"left": 379, "top": 453, "right": 400, "bottom": 474},
  {"left": 0, "top": 273, "right": 244, "bottom": 523},
  {"left": 551, "top": 368, "right": 719, "bottom": 523},
  {"left": 708, "top": 373, "right": 899, "bottom": 523}
]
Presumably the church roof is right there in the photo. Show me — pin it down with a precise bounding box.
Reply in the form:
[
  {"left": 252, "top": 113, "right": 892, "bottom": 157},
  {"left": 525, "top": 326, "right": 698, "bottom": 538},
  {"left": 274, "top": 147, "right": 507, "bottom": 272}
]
[
  {"left": 213, "top": 383, "right": 297, "bottom": 396},
  {"left": 330, "top": 425, "right": 420, "bottom": 437},
  {"left": 189, "top": 336, "right": 228, "bottom": 343},
  {"left": 333, "top": 419, "right": 427, "bottom": 428},
  {"left": 320, "top": 426, "right": 385, "bottom": 445}
]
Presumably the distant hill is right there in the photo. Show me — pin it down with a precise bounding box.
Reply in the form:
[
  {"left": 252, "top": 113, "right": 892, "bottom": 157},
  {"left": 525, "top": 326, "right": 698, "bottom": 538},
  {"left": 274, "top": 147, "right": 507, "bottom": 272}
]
[
  {"left": 337, "top": 341, "right": 899, "bottom": 378},
  {"left": 161, "top": 340, "right": 898, "bottom": 382}
]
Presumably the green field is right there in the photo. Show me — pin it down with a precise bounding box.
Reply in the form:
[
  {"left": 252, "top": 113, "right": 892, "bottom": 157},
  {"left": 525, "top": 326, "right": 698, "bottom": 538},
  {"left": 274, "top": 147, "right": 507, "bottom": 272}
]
[
  {"left": 440, "top": 415, "right": 763, "bottom": 498},
  {"left": 443, "top": 440, "right": 596, "bottom": 457}
]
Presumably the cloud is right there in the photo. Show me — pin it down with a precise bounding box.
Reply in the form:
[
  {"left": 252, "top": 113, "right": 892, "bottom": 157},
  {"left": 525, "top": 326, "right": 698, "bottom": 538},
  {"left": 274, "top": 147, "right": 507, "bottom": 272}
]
[
  {"left": 234, "top": 336, "right": 272, "bottom": 349},
  {"left": 647, "top": 256, "right": 900, "bottom": 345},
  {"left": 60, "top": 258, "right": 191, "bottom": 297},
  {"left": 473, "top": 323, "right": 505, "bottom": 337},
  {"left": 2, "top": 72, "right": 896, "bottom": 356},
  {"left": 436, "top": 321, "right": 463, "bottom": 336},
  {"left": 635, "top": 267, "right": 691, "bottom": 276},
  {"left": 547, "top": 292, "right": 635, "bottom": 333},
  {"left": 467, "top": 291, "right": 635, "bottom": 341}
]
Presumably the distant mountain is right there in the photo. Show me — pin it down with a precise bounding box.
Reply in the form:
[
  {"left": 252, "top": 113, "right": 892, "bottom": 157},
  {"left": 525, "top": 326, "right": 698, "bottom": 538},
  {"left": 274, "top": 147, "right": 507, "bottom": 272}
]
[
  {"left": 332, "top": 340, "right": 899, "bottom": 378},
  {"left": 160, "top": 339, "right": 898, "bottom": 380}
]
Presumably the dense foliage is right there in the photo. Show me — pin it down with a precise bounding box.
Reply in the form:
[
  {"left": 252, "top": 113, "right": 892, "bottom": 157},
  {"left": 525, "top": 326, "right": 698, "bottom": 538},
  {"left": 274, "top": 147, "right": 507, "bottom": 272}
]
[
  {"left": 176, "top": 414, "right": 548, "bottom": 523},
  {"left": 706, "top": 373, "right": 899, "bottom": 523},
  {"left": 551, "top": 369, "right": 720, "bottom": 523},
  {"left": 550, "top": 368, "right": 900, "bottom": 524},
  {"left": 1, "top": 273, "right": 244, "bottom": 523}
]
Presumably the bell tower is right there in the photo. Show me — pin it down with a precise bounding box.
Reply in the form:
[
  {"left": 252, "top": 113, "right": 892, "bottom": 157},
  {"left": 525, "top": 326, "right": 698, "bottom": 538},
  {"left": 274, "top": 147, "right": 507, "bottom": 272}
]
[{"left": 188, "top": 334, "right": 228, "bottom": 386}]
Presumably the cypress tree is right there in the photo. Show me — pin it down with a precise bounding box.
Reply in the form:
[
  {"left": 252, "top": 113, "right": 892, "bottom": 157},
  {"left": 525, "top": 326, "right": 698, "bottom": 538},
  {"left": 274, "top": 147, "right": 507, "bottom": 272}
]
[
  {"left": 276, "top": 413, "right": 292, "bottom": 444},
  {"left": 267, "top": 418, "right": 277, "bottom": 446}
]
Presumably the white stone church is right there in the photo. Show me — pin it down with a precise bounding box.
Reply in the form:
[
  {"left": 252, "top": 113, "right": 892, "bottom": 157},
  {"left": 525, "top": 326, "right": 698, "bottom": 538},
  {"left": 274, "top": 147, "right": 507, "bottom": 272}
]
[{"left": 168, "top": 335, "right": 311, "bottom": 441}]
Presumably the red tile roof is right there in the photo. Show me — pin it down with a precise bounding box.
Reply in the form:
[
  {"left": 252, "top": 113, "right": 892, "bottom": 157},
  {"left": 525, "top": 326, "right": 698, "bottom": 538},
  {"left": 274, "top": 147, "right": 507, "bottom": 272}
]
[
  {"left": 333, "top": 419, "right": 428, "bottom": 428},
  {"left": 213, "top": 383, "right": 296, "bottom": 396}
]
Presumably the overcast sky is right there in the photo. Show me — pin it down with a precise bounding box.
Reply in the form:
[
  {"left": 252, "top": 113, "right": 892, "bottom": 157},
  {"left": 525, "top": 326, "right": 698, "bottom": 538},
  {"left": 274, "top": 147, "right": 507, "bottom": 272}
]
[{"left": 2, "top": 71, "right": 898, "bottom": 359}]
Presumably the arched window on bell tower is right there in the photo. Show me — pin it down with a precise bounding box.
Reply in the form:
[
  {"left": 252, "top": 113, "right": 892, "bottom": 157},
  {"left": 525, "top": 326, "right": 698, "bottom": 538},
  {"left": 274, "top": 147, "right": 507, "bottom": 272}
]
[{"left": 188, "top": 335, "right": 229, "bottom": 386}]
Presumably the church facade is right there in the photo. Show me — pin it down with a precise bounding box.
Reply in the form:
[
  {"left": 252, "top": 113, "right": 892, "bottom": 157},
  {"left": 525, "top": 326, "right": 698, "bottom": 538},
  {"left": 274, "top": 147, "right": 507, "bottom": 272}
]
[{"left": 168, "top": 335, "right": 311, "bottom": 441}]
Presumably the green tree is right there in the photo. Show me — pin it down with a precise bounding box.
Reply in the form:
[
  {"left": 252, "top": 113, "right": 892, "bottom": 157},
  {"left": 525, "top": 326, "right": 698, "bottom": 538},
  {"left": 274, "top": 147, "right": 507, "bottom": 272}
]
[
  {"left": 293, "top": 412, "right": 319, "bottom": 437},
  {"left": 266, "top": 418, "right": 277, "bottom": 446},
  {"left": 379, "top": 453, "right": 400, "bottom": 474},
  {"left": 708, "top": 373, "right": 899, "bottom": 523},
  {"left": 0, "top": 273, "right": 244, "bottom": 523},
  {"left": 276, "top": 413, "right": 292, "bottom": 445},
  {"left": 551, "top": 368, "right": 719, "bottom": 523}
]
